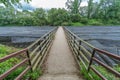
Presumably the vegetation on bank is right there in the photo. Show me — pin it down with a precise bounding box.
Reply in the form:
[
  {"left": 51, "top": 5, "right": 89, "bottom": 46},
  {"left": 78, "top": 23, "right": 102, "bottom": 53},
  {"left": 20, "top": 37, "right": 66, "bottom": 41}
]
[
  {"left": 0, "top": 44, "right": 41, "bottom": 80},
  {"left": 0, "top": 0, "right": 120, "bottom": 26},
  {"left": 80, "top": 62, "right": 120, "bottom": 80}
]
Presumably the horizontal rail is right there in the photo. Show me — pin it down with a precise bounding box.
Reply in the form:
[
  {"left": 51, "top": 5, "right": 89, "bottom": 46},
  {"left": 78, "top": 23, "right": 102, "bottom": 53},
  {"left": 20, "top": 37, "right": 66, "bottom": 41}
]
[
  {"left": 27, "top": 28, "right": 57, "bottom": 49},
  {"left": 0, "top": 48, "right": 28, "bottom": 63},
  {"left": 0, "top": 58, "right": 28, "bottom": 79},
  {"left": 93, "top": 57, "right": 120, "bottom": 77},
  {"left": 64, "top": 27, "right": 120, "bottom": 79},
  {"left": 90, "top": 66, "right": 107, "bottom": 80},
  {"left": 15, "top": 66, "right": 31, "bottom": 80},
  {"left": 95, "top": 48, "right": 120, "bottom": 60},
  {"left": 64, "top": 27, "right": 95, "bottom": 49}
]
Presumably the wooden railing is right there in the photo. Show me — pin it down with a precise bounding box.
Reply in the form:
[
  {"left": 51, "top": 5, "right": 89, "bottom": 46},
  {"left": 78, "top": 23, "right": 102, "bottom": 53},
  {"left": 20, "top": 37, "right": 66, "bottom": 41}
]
[
  {"left": 0, "top": 27, "right": 57, "bottom": 80},
  {"left": 64, "top": 27, "right": 120, "bottom": 80}
]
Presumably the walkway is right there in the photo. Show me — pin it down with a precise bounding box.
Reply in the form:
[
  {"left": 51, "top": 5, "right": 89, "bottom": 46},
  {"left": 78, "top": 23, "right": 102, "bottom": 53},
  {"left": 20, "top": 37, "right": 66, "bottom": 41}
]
[{"left": 38, "top": 27, "right": 83, "bottom": 80}]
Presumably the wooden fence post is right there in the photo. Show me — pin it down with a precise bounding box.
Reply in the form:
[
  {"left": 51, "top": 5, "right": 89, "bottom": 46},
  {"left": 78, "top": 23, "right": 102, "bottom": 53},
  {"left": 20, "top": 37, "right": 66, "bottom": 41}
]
[
  {"left": 87, "top": 49, "right": 96, "bottom": 72},
  {"left": 26, "top": 50, "right": 33, "bottom": 72}
]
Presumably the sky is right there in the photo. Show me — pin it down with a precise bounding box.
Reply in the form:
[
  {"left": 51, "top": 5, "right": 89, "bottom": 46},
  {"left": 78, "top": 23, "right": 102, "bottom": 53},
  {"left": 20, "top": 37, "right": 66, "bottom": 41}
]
[{"left": 29, "top": 0, "right": 88, "bottom": 9}]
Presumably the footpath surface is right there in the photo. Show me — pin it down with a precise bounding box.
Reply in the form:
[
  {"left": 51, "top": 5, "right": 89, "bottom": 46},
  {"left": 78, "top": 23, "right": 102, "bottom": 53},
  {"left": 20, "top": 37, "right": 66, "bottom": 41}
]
[{"left": 38, "top": 27, "right": 83, "bottom": 80}]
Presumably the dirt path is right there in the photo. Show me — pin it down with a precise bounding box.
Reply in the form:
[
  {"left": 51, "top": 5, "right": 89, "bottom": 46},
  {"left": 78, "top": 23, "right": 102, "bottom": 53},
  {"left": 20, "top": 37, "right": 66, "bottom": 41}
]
[{"left": 38, "top": 27, "right": 83, "bottom": 80}]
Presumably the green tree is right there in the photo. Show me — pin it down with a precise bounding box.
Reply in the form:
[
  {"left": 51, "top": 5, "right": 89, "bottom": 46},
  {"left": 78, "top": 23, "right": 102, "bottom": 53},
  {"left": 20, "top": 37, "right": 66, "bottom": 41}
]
[
  {"left": 87, "top": 0, "right": 93, "bottom": 18},
  {"left": 0, "top": 0, "right": 31, "bottom": 6},
  {"left": 66, "top": 0, "right": 82, "bottom": 14},
  {"left": 48, "top": 8, "right": 70, "bottom": 26},
  {"left": 33, "top": 8, "right": 47, "bottom": 26},
  {"left": 0, "top": 6, "right": 16, "bottom": 25}
]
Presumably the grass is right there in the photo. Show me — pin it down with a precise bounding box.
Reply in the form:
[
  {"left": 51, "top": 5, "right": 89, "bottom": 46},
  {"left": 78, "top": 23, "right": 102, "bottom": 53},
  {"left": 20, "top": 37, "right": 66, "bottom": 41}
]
[
  {"left": 0, "top": 44, "right": 19, "bottom": 55},
  {"left": 69, "top": 19, "right": 120, "bottom": 27},
  {"left": 0, "top": 44, "right": 42, "bottom": 80},
  {"left": 71, "top": 22, "right": 85, "bottom": 26},
  {"left": 80, "top": 62, "right": 120, "bottom": 80},
  {"left": 23, "top": 69, "right": 42, "bottom": 80}
]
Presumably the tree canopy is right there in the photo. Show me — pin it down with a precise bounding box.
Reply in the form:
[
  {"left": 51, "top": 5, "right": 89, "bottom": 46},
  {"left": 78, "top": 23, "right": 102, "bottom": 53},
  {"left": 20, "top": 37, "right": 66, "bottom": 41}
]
[
  {"left": 0, "top": 0, "right": 31, "bottom": 6},
  {"left": 0, "top": 0, "right": 120, "bottom": 26}
]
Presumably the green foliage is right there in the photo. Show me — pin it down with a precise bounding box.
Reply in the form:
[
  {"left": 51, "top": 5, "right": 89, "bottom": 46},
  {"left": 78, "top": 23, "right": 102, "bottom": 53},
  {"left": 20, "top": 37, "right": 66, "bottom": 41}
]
[
  {"left": 80, "top": 62, "right": 100, "bottom": 80},
  {"left": 0, "top": 53, "right": 21, "bottom": 80},
  {"left": 61, "top": 22, "right": 72, "bottom": 26},
  {"left": 80, "top": 18, "right": 88, "bottom": 24},
  {"left": 24, "top": 69, "right": 42, "bottom": 80},
  {"left": 114, "top": 65, "right": 120, "bottom": 73},
  {"left": 93, "top": 65, "right": 120, "bottom": 80},
  {"left": 0, "top": 44, "right": 19, "bottom": 54},
  {"left": 33, "top": 8, "right": 47, "bottom": 26},
  {"left": 0, "top": 0, "right": 31, "bottom": 6},
  {"left": 3, "top": 67, "right": 25, "bottom": 80},
  {"left": 88, "top": 19, "right": 103, "bottom": 26},
  {"left": 48, "top": 8, "right": 70, "bottom": 26},
  {"left": 0, "top": 45, "right": 8, "bottom": 54},
  {"left": 80, "top": 62, "right": 120, "bottom": 80},
  {"left": 87, "top": 0, "right": 93, "bottom": 18},
  {"left": 107, "top": 19, "right": 120, "bottom": 25},
  {"left": 66, "top": 0, "right": 82, "bottom": 14},
  {"left": 70, "top": 14, "right": 81, "bottom": 22},
  {"left": 0, "top": 44, "right": 20, "bottom": 79},
  {"left": 71, "top": 22, "right": 84, "bottom": 26},
  {"left": 18, "top": 16, "right": 34, "bottom": 26},
  {"left": 0, "top": 0, "right": 120, "bottom": 26},
  {"left": 0, "top": 44, "right": 41, "bottom": 80}
]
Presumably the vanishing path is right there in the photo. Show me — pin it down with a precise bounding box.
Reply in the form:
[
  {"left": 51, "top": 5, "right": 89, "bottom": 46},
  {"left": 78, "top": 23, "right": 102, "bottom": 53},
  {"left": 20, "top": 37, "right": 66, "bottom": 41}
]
[{"left": 38, "top": 27, "right": 83, "bottom": 80}]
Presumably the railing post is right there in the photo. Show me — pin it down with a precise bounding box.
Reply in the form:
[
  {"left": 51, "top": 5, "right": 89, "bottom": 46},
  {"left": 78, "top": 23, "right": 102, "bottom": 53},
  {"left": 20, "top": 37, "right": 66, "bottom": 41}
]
[
  {"left": 77, "top": 40, "right": 81, "bottom": 57},
  {"left": 79, "top": 40, "right": 81, "bottom": 50},
  {"left": 70, "top": 33, "right": 72, "bottom": 45},
  {"left": 73, "top": 36, "right": 76, "bottom": 47},
  {"left": 26, "top": 50, "right": 33, "bottom": 72},
  {"left": 87, "top": 49, "right": 96, "bottom": 72},
  {"left": 39, "top": 40, "right": 43, "bottom": 50}
]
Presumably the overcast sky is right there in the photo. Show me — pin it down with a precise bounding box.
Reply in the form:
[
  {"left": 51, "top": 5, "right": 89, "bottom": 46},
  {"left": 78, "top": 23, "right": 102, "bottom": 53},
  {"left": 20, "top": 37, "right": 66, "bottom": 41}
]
[{"left": 29, "top": 0, "right": 88, "bottom": 9}]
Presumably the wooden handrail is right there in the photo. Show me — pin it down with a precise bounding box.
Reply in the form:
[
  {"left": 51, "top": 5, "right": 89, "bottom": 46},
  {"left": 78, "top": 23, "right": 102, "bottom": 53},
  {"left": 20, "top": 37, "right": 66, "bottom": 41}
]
[
  {"left": 64, "top": 27, "right": 120, "bottom": 79},
  {"left": 15, "top": 66, "right": 31, "bottom": 80},
  {"left": 0, "top": 58, "right": 29, "bottom": 79},
  {"left": 0, "top": 48, "right": 28, "bottom": 63},
  {"left": 95, "top": 48, "right": 120, "bottom": 60},
  {"left": 0, "top": 27, "right": 57, "bottom": 79},
  {"left": 93, "top": 57, "right": 120, "bottom": 77}
]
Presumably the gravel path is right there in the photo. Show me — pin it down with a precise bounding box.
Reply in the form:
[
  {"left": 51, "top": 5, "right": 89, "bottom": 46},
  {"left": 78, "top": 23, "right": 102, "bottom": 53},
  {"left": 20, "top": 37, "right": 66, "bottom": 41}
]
[{"left": 38, "top": 27, "right": 83, "bottom": 80}]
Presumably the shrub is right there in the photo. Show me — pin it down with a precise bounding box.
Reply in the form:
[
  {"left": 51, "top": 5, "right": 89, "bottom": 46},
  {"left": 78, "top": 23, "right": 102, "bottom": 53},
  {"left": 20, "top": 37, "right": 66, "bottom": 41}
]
[
  {"left": 88, "top": 19, "right": 103, "bottom": 26},
  {"left": 61, "top": 22, "right": 72, "bottom": 26},
  {"left": 3, "top": 67, "right": 25, "bottom": 80},
  {"left": 80, "top": 18, "right": 88, "bottom": 24},
  {"left": 107, "top": 19, "right": 120, "bottom": 25},
  {"left": 80, "top": 62, "right": 120, "bottom": 80},
  {"left": 0, "top": 45, "right": 8, "bottom": 54},
  {"left": 71, "top": 22, "right": 84, "bottom": 26},
  {"left": 0, "top": 44, "right": 19, "bottom": 55},
  {"left": 70, "top": 14, "right": 81, "bottom": 22},
  {"left": 24, "top": 69, "right": 42, "bottom": 80}
]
